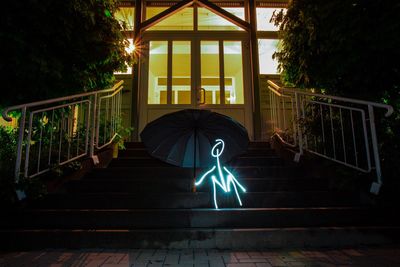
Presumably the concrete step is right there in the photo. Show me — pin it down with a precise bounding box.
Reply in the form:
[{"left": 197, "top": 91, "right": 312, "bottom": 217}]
[
  {"left": 30, "top": 191, "right": 360, "bottom": 209},
  {"left": 124, "top": 142, "right": 271, "bottom": 150},
  {"left": 2, "top": 207, "right": 397, "bottom": 229},
  {"left": 86, "top": 166, "right": 306, "bottom": 180},
  {"left": 118, "top": 147, "right": 277, "bottom": 158},
  {"left": 65, "top": 178, "right": 330, "bottom": 193},
  {"left": 1, "top": 226, "right": 399, "bottom": 249},
  {"left": 108, "top": 156, "right": 287, "bottom": 168}
]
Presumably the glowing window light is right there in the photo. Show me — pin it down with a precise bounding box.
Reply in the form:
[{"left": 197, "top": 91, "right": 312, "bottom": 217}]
[{"left": 195, "top": 139, "right": 246, "bottom": 209}]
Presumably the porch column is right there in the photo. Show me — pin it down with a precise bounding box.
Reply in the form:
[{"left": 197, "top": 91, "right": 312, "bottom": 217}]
[
  {"left": 131, "top": 0, "right": 143, "bottom": 140},
  {"left": 248, "top": 0, "right": 262, "bottom": 140}
]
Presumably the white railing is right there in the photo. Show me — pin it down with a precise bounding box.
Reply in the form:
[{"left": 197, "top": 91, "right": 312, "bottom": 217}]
[
  {"left": 267, "top": 80, "right": 394, "bottom": 194},
  {"left": 1, "top": 81, "right": 124, "bottom": 181}
]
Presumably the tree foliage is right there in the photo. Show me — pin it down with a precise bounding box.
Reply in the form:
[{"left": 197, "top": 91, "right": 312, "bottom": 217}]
[
  {"left": 273, "top": 0, "right": 400, "bottom": 191},
  {"left": 1, "top": 0, "right": 133, "bottom": 107},
  {"left": 273, "top": 0, "right": 400, "bottom": 100}
]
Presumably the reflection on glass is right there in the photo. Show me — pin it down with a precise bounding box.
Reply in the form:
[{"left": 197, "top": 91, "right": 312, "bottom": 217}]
[
  {"left": 148, "top": 41, "right": 168, "bottom": 104},
  {"left": 258, "top": 39, "right": 281, "bottom": 74},
  {"left": 256, "top": 8, "right": 286, "bottom": 31},
  {"left": 147, "top": 8, "right": 193, "bottom": 31},
  {"left": 115, "top": 7, "right": 134, "bottom": 30},
  {"left": 114, "top": 38, "right": 134, "bottom": 74},
  {"left": 198, "top": 8, "right": 244, "bottom": 31},
  {"left": 172, "top": 41, "right": 191, "bottom": 104},
  {"left": 201, "top": 41, "right": 220, "bottom": 104},
  {"left": 224, "top": 41, "right": 244, "bottom": 104}
]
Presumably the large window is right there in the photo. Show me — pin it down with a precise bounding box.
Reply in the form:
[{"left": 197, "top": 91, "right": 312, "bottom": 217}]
[
  {"left": 115, "top": 7, "right": 135, "bottom": 31},
  {"left": 145, "top": 6, "right": 245, "bottom": 31},
  {"left": 172, "top": 41, "right": 191, "bottom": 104},
  {"left": 256, "top": 6, "right": 287, "bottom": 75},
  {"left": 258, "top": 39, "right": 280, "bottom": 74},
  {"left": 147, "top": 7, "right": 194, "bottom": 31},
  {"left": 148, "top": 41, "right": 168, "bottom": 104},
  {"left": 256, "top": 8, "right": 286, "bottom": 31},
  {"left": 198, "top": 7, "right": 244, "bottom": 31}
]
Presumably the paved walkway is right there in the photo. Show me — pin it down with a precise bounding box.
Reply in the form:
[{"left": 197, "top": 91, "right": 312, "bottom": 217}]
[{"left": 1, "top": 247, "right": 400, "bottom": 267}]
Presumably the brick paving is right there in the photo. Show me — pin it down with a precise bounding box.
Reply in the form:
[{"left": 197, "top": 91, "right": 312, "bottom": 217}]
[{"left": 1, "top": 247, "right": 400, "bottom": 267}]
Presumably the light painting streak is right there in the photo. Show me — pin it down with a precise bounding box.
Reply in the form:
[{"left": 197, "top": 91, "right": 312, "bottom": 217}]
[{"left": 195, "top": 139, "right": 246, "bottom": 209}]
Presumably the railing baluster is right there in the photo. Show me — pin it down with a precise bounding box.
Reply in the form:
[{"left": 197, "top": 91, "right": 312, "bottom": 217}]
[
  {"left": 76, "top": 104, "right": 81, "bottom": 157},
  {"left": 24, "top": 113, "right": 34, "bottom": 178},
  {"left": 283, "top": 97, "right": 287, "bottom": 131},
  {"left": 15, "top": 107, "right": 27, "bottom": 182},
  {"left": 48, "top": 110, "right": 55, "bottom": 166},
  {"left": 339, "top": 108, "right": 347, "bottom": 163},
  {"left": 329, "top": 106, "right": 336, "bottom": 159},
  {"left": 58, "top": 112, "right": 64, "bottom": 164},
  {"left": 350, "top": 110, "right": 358, "bottom": 167},
  {"left": 37, "top": 112, "right": 44, "bottom": 173},
  {"left": 320, "top": 104, "right": 326, "bottom": 155},
  {"left": 67, "top": 109, "right": 72, "bottom": 160}
]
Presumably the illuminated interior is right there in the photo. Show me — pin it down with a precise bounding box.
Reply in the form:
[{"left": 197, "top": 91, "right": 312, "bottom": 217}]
[
  {"left": 148, "top": 41, "right": 168, "bottom": 104},
  {"left": 146, "top": 6, "right": 245, "bottom": 31},
  {"left": 147, "top": 39, "right": 244, "bottom": 105},
  {"left": 198, "top": 8, "right": 244, "bottom": 31},
  {"left": 147, "top": 8, "right": 194, "bottom": 31},
  {"left": 172, "top": 41, "right": 191, "bottom": 104}
]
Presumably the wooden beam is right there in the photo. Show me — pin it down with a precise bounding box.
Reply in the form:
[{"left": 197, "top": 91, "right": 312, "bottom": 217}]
[
  {"left": 140, "top": 0, "right": 194, "bottom": 32},
  {"left": 196, "top": 0, "right": 251, "bottom": 31},
  {"left": 248, "top": 0, "right": 262, "bottom": 140},
  {"left": 131, "top": 0, "right": 143, "bottom": 140}
]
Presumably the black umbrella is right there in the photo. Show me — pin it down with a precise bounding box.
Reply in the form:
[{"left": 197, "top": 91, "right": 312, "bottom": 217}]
[{"left": 140, "top": 109, "right": 249, "bottom": 171}]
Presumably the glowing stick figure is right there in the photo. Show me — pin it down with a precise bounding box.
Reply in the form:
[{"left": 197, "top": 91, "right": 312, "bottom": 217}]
[{"left": 195, "top": 139, "right": 246, "bottom": 209}]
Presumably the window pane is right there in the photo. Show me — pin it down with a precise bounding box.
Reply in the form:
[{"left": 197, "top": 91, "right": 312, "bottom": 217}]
[
  {"left": 258, "top": 39, "right": 280, "bottom": 74},
  {"left": 198, "top": 7, "right": 244, "bottom": 31},
  {"left": 115, "top": 7, "right": 134, "bottom": 30},
  {"left": 222, "top": 7, "right": 245, "bottom": 20},
  {"left": 172, "top": 41, "right": 191, "bottom": 104},
  {"left": 146, "top": 7, "right": 168, "bottom": 20},
  {"left": 148, "top": 41, "right": 168, "bottom": 104},
  {"left": 224, "top": 41, "right": 244, "bottom": 104},
  {"left": 147, "top": 8, "right": 193, "bottom": 31},
  {"left": 201, "top": 41, "right": 220, "bottom": 104},
  {"left": 256, "top": 8, "right": 286, "bottom": 31},
  {"left": 114, "top": 38, "right": 135, "bottom": 74}
]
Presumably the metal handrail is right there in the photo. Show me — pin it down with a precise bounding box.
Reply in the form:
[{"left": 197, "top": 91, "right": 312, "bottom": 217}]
[
  {"left": 1, "top": 81, "right": 124, "bottom": 181},
  {"left": 267, "top": 80, "right": 394, "bottom": 194},
  {"left": 268, "top": 81, "right": 394, "bottom": 117},
  {"left": 1, "top": 80, "right": 123, "bottom": 121}
]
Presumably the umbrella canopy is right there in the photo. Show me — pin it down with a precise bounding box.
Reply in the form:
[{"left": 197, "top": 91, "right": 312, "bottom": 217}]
[{"left": 140, "top": 109, "right": 249, "bottom": 168}]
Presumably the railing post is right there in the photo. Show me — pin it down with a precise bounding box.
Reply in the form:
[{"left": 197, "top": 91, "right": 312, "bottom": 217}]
[
  {"left": 294, "top": 92, "right": 303, "bottom": 162},
  {"left": 14, "top": 107, "right": 27, "bottom": 183},
  {"left": 90, "top": 94, "right": 99, "bottom": 165},
  {"left": 368, "top": 105, "right": 383, "bottom": 195}
]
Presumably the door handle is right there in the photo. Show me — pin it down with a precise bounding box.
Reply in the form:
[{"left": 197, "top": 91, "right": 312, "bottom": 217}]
[{"left": 199, "top": 88, "right": 206, "bottom": 105}]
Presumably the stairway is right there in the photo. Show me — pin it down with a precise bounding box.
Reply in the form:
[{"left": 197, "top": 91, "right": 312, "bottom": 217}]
[{"left": 1, "top": 142, "right": 399, "bottom": 249}]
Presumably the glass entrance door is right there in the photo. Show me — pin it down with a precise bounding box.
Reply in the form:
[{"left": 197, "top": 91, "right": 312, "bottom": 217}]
[
  {"left": 140, "top": 36, "right": 252, "bottom": 138},
  {"left": 146, "top": 39, "right": 245, "bottom": 107},
  {"left": 199, "top": 40, "right": 245, "bottom": 106}
]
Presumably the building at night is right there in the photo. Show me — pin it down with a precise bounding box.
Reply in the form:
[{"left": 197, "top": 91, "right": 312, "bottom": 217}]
[{"left": 113, "top": 0, "right": 287, "bottom": 140}]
